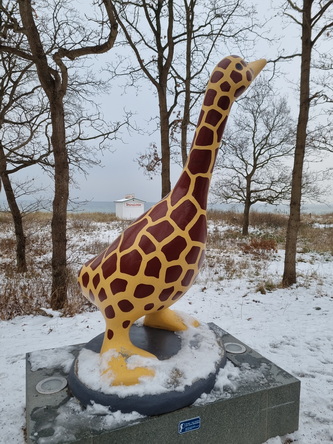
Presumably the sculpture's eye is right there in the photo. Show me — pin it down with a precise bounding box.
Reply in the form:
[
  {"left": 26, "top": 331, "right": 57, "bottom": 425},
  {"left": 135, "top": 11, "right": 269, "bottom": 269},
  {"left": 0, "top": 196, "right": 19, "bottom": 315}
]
[{"left": 235, "top": 63, "right": 243, "bottom": 70}]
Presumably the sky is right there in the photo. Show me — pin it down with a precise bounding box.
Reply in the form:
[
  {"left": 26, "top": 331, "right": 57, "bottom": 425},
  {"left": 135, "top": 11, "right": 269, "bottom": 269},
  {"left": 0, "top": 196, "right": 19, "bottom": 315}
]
[
  {"left": 2, "top": 0, "right": 332, "bottom": 207},
  {"left": 68, "top": 0, "right": 332, "bottom": 205}
]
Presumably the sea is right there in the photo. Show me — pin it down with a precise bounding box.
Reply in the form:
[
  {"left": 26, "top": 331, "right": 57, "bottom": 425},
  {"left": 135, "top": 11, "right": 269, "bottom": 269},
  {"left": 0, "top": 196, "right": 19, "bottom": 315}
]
[{"left": 1, "top": 199, "right": 331, "bottom": 215}]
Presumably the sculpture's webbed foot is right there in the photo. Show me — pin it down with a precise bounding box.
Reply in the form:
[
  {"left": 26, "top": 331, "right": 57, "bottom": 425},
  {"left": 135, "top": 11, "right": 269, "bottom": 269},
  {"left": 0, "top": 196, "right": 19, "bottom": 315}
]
[
  {"left": 144, "top": 308, "right": 200, "bottom": 331},
  {"left": 100, "top": 340, "right": 156, "bottom": 386}
]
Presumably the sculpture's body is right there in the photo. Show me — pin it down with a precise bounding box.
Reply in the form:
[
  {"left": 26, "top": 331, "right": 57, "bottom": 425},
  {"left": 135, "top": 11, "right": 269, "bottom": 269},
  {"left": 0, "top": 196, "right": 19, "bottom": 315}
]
[{"left": 78, "top": 55, "right": 266, "bottom": 385}]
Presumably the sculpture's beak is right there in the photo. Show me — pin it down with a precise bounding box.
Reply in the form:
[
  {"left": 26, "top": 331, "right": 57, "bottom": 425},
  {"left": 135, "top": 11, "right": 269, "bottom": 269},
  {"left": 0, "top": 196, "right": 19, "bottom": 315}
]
[{"left": 247, "top": 59, "right": 267, "bottom": 80}]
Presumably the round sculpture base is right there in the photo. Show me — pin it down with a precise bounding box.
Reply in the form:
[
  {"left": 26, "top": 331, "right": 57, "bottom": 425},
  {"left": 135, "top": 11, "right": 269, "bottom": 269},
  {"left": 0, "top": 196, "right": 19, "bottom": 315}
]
[{"left": 68, "top": 323, "right": 227, "bottom": 416}]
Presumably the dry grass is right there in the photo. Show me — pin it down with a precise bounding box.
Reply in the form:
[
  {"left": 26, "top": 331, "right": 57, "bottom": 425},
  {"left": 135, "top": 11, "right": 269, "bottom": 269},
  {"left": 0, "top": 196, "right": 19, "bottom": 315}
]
[
  {"left": 241, "top": 238, "right": 278, "bottom": 255},
  {"left": 298, "top": 224, "right": 333, "bottom": 255},
  {"left": 0, "top": 211, "right": 13, "bottom": 225},
  {"left": 207, "top": 209, "right": 289, "bottom": 229},
  {"left": 68, "top": 212, "right": 118, "bottom": 223},
  {"left": 0, "top": 209, "right": 332, "bottom": 320}
]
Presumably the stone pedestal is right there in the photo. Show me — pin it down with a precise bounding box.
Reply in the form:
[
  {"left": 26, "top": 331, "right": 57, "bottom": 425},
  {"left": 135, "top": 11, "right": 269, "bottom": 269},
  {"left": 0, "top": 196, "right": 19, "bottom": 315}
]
[
  {"left": 67, "top": 323, "right": 227, "bottom": 416},
  {"left": 26, "top": 326, "right": 300, "bottom": 444}
]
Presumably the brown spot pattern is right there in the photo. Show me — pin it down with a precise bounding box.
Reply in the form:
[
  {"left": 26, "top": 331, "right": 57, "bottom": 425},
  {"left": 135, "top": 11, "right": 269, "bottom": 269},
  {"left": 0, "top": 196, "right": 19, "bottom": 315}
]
[
  {"left": 98, "top": 288, "right": 107, "bottom": 302},
  {"left": 119, "top": 219, "right": 148, "bottom": 252},
  {"left": 218, "top": 58, "right": 231, "bottom": 69},
  {"left": 165, "top": 265, "right": 183, "bottom": 283},
  {"left": 246, "top": 70, "right": 253, "bottom": 81},
  {"left": 234, "top": 86, "right": 246, "bottom": 98},
  {"left": 149, "top": 200, "right": 168, "bottom": 222},
  {"left": 170, "top": 200, "right": 197, "bottom": 230},
  {"left": 147, "top": 221, "right": 174, "bottom": 242},
  {"left": 185, "top": 246, "right": 201, "bottom": 264},
  {"left": 220, "top": 81, "right": 231, "bottom": 92},
  {"left": 158, "top": 287, "right": 174, "bottom": 302},
  {"left": 118, "top": 299, "right": 134, "bottom": 312},
  {"left": 110, "top": 278, "right": 127, "bottom": 294},
  {"left": 217, "top": 96, "right": 230, "bottom": 110},
  {"left": 162, "top": 236, "right": 187, "bottom": 261},
  {"left": 195, "top": 126, "right": 214, "bottom": 147},
  {"left": 217, "top": 118, "right": 228, "bottom": 142},
  {"left": 82, "top": 272, "right": 89, "bottom": 287},
  {"left": 171, "top": 172, "right": 191, "bottom": 206},
  {"left": 89, "top": 254, "right": 103, "bottom": 271},
  {"left": 139, "top": 235, "right": 156, "bottom": 254},
  {"left": 211, "top": 71, "right": 224, "bottom": 83},
  {"left": 93, "top": 274, "right": 100, "bottom": 289},
  {"left": 144, "top": 303, "right": 154, "bottom": 311},
  {"left": 145, "top": 257, "right": 161, "bottom": 278},
  {"left": 134, "top": 284, "right": 155, "bottom": 299},
  {"left": 230, "top": 70, "right": 242, "bottom": 83},
  {"left": 188, "top": 149, "right": 212, "bottom": 175},
  {"left": 189, "top": 215, "right": 207, "bottom": 243},
  {"left": 105, "top": 305, "right": 115, "bottom": 319},
  {"left": 101, "top": 253, "right": 117, "bottom": 279},
  {"left": 204, "top": 89, "right": 217, "bottom": 106},
  {"left": 196, "top": 110, "right": 204, "bottom": 127},
  {"left": 104, "top": 238, "right": 120, "bottom": 258},
  {"left": 172, "top": 291, "right": 183, "bottom": 301},
  {"left": 206, "top": 109, "right": 223, "bottom": 126},
  {"left": 181, "top": 269, "right": 195, "bottom": 286},
  {"left": 120, "top": 250, "right": 142, "bottom": 276},
  {"left": 193, "top": 176, "right": 210, "bottom": 209}
]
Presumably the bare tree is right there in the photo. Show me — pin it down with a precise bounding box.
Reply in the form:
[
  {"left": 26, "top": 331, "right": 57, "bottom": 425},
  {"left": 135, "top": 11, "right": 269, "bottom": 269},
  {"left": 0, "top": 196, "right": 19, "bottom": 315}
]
[
  {"left": 211, "top": 79, "right": 295, "bottom": 235},
  {"left": 0, "top": 42, "right": 50, "bottom": 272},
  {"left": 282, "top": 0, "right": 333, "bottom": 287},
  {"left": 0, "top": 0, "right": 118, "bottom": 309},
  {"left": 108, "top": 0, "right": 256, "bottom": 197}
]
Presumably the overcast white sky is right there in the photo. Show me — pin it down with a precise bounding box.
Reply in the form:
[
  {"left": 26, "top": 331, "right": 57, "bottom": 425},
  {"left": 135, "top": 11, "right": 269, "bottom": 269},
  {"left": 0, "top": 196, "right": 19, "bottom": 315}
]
[
  {"left": 70, "top": 0, "right": 332, "bottom": 205},
  {"left": 4, "top": 0, "right": 332, "bottom": 206}
]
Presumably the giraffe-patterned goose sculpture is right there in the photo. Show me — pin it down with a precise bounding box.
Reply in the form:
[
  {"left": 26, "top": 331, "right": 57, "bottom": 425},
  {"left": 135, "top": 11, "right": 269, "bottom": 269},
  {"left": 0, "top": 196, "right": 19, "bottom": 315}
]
[{"left": 78, "top": 55, "right": 266, "bottom": 386}]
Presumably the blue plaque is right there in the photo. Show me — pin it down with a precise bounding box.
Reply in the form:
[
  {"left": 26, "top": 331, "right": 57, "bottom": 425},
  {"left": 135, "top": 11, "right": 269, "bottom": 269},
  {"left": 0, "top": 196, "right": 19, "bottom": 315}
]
[{"left": 178, "top": 416, "right": 201, "bottom": 434}]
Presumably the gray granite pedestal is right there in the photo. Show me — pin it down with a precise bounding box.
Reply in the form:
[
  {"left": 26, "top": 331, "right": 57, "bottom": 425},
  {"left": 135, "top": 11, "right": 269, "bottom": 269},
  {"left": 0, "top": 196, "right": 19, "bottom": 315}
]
[{"left": 26, "top": 326, "right": 300, "bottom": 444}]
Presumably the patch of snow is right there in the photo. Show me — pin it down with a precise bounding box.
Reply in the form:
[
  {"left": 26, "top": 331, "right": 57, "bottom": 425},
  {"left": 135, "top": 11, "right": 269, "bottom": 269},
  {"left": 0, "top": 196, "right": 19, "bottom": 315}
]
[
  {"left": 29, "top": 347, "right": 76, "bottom": 373},
  {"left": 76, "top": 321, "right": 223, "bottom": 396},
  {"left": 1, "top": 219, "right": 333, "bottom": 443},
  {"left": 36, "top": 398, "right": 143, "bottom": 444}
]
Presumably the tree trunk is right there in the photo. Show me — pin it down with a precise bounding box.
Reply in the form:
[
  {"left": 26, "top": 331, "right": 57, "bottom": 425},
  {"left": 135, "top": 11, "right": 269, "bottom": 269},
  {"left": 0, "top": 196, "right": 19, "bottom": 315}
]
[
  {"left": 159, "top": 90, "right": 171, "bottom": 198},
  {"left": 17, "top": 0, "right": 69, "bottom": 309},
  {"left": 0, "top": 145, "right": 27, "bottom": 273},
  {"left": 243, "top": 201, "right": 251, "bottom": 236},
  {"left": 50, "top": 99, "right": 69, "bottom": 310},
  {"left": 181, "top": 89, "right": 190, "bottom": 167},
  {"left": 180, "top": 1, "right": 193, "bottom": 167},
  {"left": 282, "top": 0, "right": 312, "bottom": 287},
  {"left": 16, "top": 0, "right": 118, "bottom": 309},
  {"left": 242, "top": 177, "right": 251, "bottom": 235}
]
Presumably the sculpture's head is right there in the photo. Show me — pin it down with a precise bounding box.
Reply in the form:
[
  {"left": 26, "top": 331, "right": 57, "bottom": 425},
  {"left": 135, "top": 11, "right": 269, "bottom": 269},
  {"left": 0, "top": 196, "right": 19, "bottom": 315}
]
[{"left": 208, "top": 55, "right": 267, "bottom": 103}]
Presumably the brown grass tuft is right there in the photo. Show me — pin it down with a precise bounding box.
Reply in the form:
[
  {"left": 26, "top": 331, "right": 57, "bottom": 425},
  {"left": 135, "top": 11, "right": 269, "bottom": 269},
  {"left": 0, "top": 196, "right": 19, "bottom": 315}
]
[
  {"left": 250, "top": 211, "right": 288, "bottom": 229},
  {"left": 241, "top": 238, "right": 278, "bottom": 255}
]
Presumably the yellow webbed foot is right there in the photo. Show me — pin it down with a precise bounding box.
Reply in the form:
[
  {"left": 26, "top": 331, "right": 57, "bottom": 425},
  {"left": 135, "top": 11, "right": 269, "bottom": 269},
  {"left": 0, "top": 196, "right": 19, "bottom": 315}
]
[
  {"left": 101, "top": 353, "right": 155, "bottom": 386},
  {"left": 144, "top": 308, "right": 200, "bottom": 331},
  {"left": 100, "top": 339, "right": 156, "bottom": 386}
]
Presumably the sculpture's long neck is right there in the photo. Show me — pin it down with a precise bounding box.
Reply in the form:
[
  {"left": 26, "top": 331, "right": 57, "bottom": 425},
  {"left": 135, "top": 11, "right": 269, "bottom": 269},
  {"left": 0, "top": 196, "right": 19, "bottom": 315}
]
[{"left": 170, "top": 74, "right": 235, "bottom": 210}]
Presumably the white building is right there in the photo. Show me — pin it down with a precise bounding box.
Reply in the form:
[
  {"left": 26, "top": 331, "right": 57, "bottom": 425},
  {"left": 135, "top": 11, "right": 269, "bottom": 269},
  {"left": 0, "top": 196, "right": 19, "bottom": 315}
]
[{"left": 114, "top": 194, "right": 145, "bottom": 220}]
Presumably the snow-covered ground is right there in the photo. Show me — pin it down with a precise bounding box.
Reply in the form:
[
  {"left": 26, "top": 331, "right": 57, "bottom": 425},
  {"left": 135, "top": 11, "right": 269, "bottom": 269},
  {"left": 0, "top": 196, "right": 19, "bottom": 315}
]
[{"left": 0, "top": 218, "right": 332, "bottom": 443}]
